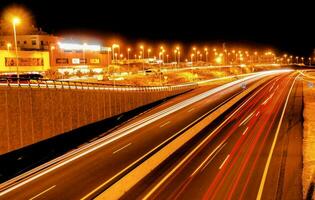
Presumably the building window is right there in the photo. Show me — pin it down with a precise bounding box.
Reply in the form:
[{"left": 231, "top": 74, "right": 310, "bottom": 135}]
[
  {"left": 32, "top": 40, "right": 36, "bottom": 45},
  {"left": 40, "top": 41, "right": 44, "bottom": 45},
  {"left": 24, "top": 41, "right": 27, "bottom": 44},
  {"left": 17, "top": 41, "right": 20, "bottom": 45}
]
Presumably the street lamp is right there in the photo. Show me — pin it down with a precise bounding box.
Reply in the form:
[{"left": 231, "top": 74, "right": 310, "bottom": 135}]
[
  {"left": 148, "top": 49, "right": 151, "bottom": 59},
  {"left": 112, "top": 44, "right": 119, "bottom": 64},
  {"left": 178, "top": 51, "right": 181, "bottom": 67},
  {"left": 7, "top": 43, "right": 12, "bottom": 51},
  {"left": 127, "top": 48, "right": 131, "bottom": 73},
  {"left": 204, "top": 48, "right": 208, "bottom": 63},
  {"left": 114, "top": 53, "right": 118, "bottom": 64},
  {"left": 50, "top": 46, "right": 55, "bottom": 67},
  {"left": 193, "top": 47, "right": 197, "bottom": 63},
  {"left": 83, "top": 43, "right": 87, "bottom": 65},
  {"left": 140, "top": 45, "right": 145, "bottom": 73},
  {"left": 12, "top": 17, "right": 21, "bottom": 79}
]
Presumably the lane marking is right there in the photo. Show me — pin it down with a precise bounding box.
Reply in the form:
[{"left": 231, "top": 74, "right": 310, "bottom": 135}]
[
  {"left": 256, "top": 111, "right": 260, "bottom": 117},
  {"left": 112, "top": 143, "right": 132, "bottom": 154},
  {"left": 159, "top": 121, "right": 171, "bottom": 128},
  {"left": 256, "top": 74, "right": 298, "bottom": 200},
  {"left": 242, "top": 127, "right": 249, "bottom": 135},
  {"left": 239, "top": 111, "right": 255, "bottom": 127},
  {"left": 219, "top": 155, "right": 230, "bottom": 170},
  {"left": 201, "top": 142, "right": 227, "bottom": 172},
  {"left": 261, "top": 92, "right": 274, "bottom": 105},
  {"left": 187, "top": 108, "right": 195, "bottom": 113},
  {"left": 191, "top": 142, "right": 227, "bottom": 176},
  {"left": 29, "top": 185, "right": 56, "bottom": 200}
]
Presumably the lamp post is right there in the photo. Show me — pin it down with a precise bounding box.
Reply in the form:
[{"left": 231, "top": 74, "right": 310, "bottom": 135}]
[
  {"left": 83, "top": 43, "right": 87, "bottom": 65},
  {"left": 127, "top": 48, "right": 131, "bottom": 73},
  {"left": 178, "top": 51, "right": 181, "bottom": 68},
  {"left": 12, "top": 17, "right": 20, "bottom": 79},
  {"left": 147, "top": 48, "right": 151, "bottom": 59},
  {"left": 174, "top": 50, "right": 177, "bottom": 69},
  {"left": 7, "top": 43, "right": 12, "bottom": 52},
  {"left": 192, "top": 47, "right": 197, "bottom": 64},
  {"left": 204, "top": 48, "right": 208, "bottom": 63},
  {"left": 140, "top": 45, "right": 145, "bottom": 74},
  {"left": 50, "top": 46, "right": 55, "bottom": 67}
]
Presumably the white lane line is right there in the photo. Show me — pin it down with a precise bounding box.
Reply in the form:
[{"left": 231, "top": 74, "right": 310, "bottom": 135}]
[
  {"left": 159, "top": 121, "right": 171, "bottom": 128},
  {"left": 201, "top": 142, "right": 227, "bottom": 172},
  {"left": 256, "top": 74, "right": 298, "bottom": 200},
  {"left": 219, "top": 155, "right": 230, "bottom": 170},
  {"left": 256, "top": 111, "right": 260, "bottom": 117},
  {"left": 112, "top": 143, "right": 132, "bottom": 154},
  {"left": 261, "top": 92, "right": 274, "bottom": 105},
  {"left": 191, "top": 142, "right": 227, "bottom": 177},
  {"left": 29, "top": 185, "right": 56, "bottom": 200},
  {"left": 187, "top": 108, "right": 195, "bottom": 113},
  {"left": 239, "top": 111, "right": 255, "bottom": 127},
  {"left": 242, "top": 127, "right": 249, "bottom": 135}
]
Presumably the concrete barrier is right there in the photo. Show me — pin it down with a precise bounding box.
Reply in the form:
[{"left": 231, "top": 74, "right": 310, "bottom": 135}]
[{"left": 0, "top": 83, "right": 196, "bottom": 155}]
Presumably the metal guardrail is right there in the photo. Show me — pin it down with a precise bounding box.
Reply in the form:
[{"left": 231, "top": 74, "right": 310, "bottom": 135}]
[{"left": 0, "top": 78, "right": 198, "bottom": 91}]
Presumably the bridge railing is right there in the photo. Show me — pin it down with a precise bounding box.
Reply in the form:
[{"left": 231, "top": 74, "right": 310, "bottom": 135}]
[{"left": 0, "top": 78, "right": 198, "bottom": 91}]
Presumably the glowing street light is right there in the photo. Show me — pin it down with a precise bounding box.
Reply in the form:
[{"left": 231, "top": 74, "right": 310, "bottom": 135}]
[
  {"left": 127, "top": 48, "right": 131, "bottom": 71},
  {"left": 191, "top": 53, "right": 195, "bottom": 63},
  {"left": 114, "top": 53, "right": 118, "bottom": 64},
  {"left": 192, "top": 47, "right": 197, "bottom": 63},
  {"left": 215, "top": 56, "right": 222, "bottom": 64},
  {"left": 50, "top": 45, "right": 55, "bottom": 66},
  {"left": 112, "top": 44, "right": 119, "bottom": 64},
  {"left": 7, "top": 43, "right": 12, "bottom": 51},
  {"left": 140, "top": 45, "right": 145, "bottom": 73},
  {"left": 12, "top": 17, "right": 21, "bottom": 79},
  {"left": 147, "top": 48, "right": 151, "bottom": 58}
]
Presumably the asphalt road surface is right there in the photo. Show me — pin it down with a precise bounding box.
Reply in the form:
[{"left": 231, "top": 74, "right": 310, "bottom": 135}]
[{"left": 123, "top": 72, "right": 302, "bottom": 200}]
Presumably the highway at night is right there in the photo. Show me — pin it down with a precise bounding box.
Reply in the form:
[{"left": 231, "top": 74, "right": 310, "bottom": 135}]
[
  {"left": 121, "top": 72, "right": 302, "bottom": 200},
  {"left": 0, "top": 1, "right": 314, "bottom": 199},
  {"left": 0, "top": 70, "right": 299, "bottom": 200}
]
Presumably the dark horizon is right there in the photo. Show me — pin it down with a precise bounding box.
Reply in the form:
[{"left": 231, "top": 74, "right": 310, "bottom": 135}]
[{"left": 1, "top": 0, "right": 314, "bottom": 56}]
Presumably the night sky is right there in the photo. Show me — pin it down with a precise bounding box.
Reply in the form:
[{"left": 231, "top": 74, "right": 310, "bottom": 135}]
[{"left": 1, "top": 0, "right": 314, "bottom": 56}]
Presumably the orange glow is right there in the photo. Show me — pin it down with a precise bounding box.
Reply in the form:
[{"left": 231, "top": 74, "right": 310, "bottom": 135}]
[{"left": 215, "top": 56, "right": 222, "bottom": 64}]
